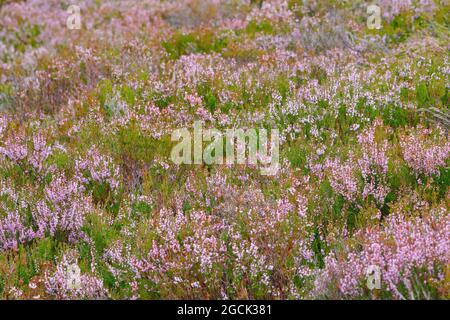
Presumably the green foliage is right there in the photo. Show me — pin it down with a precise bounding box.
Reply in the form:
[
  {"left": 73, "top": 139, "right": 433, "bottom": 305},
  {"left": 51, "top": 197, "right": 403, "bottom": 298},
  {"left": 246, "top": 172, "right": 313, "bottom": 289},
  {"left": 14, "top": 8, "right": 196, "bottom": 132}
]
[
  {"left": 162, "top": 30, "right": 229, "bottom": 59},
  {"left": 0, "top": 83, "right": 14, "bottom": 111},
  {"left": 245, "top": 20, "right": 274, "bottom": 36}
]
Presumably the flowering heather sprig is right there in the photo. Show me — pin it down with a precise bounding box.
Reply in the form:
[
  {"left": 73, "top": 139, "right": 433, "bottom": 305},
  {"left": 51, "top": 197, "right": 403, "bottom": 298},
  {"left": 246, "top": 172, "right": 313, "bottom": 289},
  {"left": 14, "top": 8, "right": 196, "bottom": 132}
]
[
  {"left": 314, "top": 206, "right": 449, "bottom": 299},
  {"left": 33, "top": 174, "right": 91, "bottom": 242},
  {"left": 0, "top": 133, "right": 53, "bottom": 175},
  {"left": 0, "top": 136, "right": 28, "bottom": 163},
  {"left": 323, "top": 158, "right": 358, "bottom": 202},
  {"left": 75, "top": 146, "right": 120, "bottom": 190},
  {"left": 186, "top": 172, "right": 272, "bottom": 218},
  {"left": 28, "top": 134, "right": 53, "bottom": 174},
  {"left": 357, "top": 120, "right": 390, "bottom": 176},
  {"left": 103, "top": 240, "right": 134, "bottom": 285},
  {"left": 0, "top": 211, "right": 34, "bottom": 251},
  {"left": 357, "top": 120, "right": 391, "bottom": 204},
  {"left": 45, "top": 251, "right": 108, "bottom": 300}
]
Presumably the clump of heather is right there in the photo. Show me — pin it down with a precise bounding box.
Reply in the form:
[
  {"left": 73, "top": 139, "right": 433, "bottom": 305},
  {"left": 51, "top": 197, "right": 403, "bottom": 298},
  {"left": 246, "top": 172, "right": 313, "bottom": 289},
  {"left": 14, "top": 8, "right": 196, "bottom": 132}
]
[
  {"left": 101, "top": 176, "right": 316, "bottom": 299},
  {"left": 400, "top": 127, "right": 450, "bottom": 177},
  {"left": 33, "top": 174, "right": 92, "bottom": 242},
  {"left": 0, "top": 133, "right": 53, "bottom": 176},
  {"left": 310, "top": 120, "right": 393, "bottom": 206},
  {"left": 315, "top": 205, "right": 449, "bottom": 299},
  {"left": 129, "top": 209, "right": 227, "bottom": 298},
  {"left": 357, "top": 120, "right": 391, "bottom": 205},
  {"left": 0, "top": 211, "right": 34, "bottom": 251},
  {"left": 45, "top": 251, "right": 108, "bottom": 300},
  {"left": 28, "top": 134, "right": 53, "bottom": 174},
  {"left": 0, "top": 136, "right": 28, "bottom": 163},
  {"left": 322, "top": 158, "right": 358, "bottom": 202},
  {"left": 75, "top": 146, "right": 120, "bottom": 190}
]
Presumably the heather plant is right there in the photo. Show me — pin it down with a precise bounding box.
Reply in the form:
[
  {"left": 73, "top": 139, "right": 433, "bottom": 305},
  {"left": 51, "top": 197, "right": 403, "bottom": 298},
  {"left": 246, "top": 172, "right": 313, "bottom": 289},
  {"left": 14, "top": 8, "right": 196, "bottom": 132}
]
[
  {"left": 33, "top": 173, "right": 92, "bottom": 243},
  {"left": 0, "top": 211, "right": 34, "bottom": 252},
  {"left": 44, "top": 250, "right": 108, "bottom": 300},
  {"left": 314, "top": 204, "right": 449, "bottom": 299},
  {"left": 0, "top": 0, "right": 448, "bottom": 300},
  {"left": 400, "top": 126, "right": 450, "bottom": 177}
]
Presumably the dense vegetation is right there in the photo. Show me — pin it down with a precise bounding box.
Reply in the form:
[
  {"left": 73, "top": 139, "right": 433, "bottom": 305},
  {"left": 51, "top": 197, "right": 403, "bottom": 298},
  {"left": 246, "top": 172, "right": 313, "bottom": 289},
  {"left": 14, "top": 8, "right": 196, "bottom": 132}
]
[{"left": 0, "top": 0, "right": 448, "bottom": 299}]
